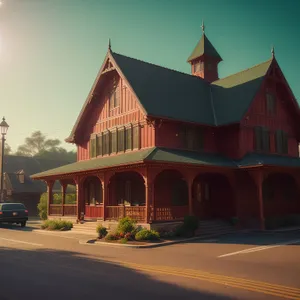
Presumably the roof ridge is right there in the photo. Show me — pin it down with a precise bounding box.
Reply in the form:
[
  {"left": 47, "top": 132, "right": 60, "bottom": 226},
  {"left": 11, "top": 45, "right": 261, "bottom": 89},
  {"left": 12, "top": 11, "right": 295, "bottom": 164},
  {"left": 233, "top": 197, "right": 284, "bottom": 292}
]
[
  {"left": 112, "top": 51, "right": 207, "bottom": 82},
  {"left": 212, "top": 58, "right": 273, "bottom": 84}
]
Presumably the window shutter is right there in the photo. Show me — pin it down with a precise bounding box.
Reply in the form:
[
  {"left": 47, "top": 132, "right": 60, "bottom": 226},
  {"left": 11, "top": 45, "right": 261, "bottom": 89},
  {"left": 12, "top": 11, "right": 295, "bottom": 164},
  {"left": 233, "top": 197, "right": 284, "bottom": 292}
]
[
  {"left": 275, "top": 130, "right": 282, "bottom": 153},
  {"left": 262, "top": 127, "right": 270, "bottom": 152},
  {"left": 254, "top": 127, "right": 262, "bottom": 151},
  {"left": 111, "top": 131, "right": 117, "bottom": 153},
  {"left": 282, "top": 132, "right": 288, "bottom": 154},
  {"left": 102, "top": 132, "right": 110, "bottom": 155},
  {"left": 133, "top": 125, "right": 140, "bottom": 149},
  {"left": 125, "top": 126, "right": 133, "bottom": 150},
  {"left": 89, "top": 138, "right": 96, "bottom": 158},
  {"left": 197, "top": 129, "right": 204, "bottom": 150},
  {"left": 117, "top": 127, "right": 125, "bottom": 152},
  {"left": 97, "top": 134, "right": 103, "bottom": 156}
]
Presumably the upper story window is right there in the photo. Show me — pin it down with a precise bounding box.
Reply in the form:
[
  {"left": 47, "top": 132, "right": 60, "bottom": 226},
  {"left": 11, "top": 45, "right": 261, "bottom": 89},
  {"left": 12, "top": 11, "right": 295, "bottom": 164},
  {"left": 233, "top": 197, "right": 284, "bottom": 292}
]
[
  {"left": 89, "top": 124, "right": 140, "bottom": 158},
  {"left": 206, "top": 62, "right": 212, "bottom": 71},
  {"left": 180, "top": 126, "right": 204, "bottom": 151},
  {"left": 194, "top": 62, "right": 204, "bottom": 73},
  {"left": 254, "top": 126, "right": 270, "bottom": 152},
  {"left": 109, "top": 81, "right": 120, "bottom": 109},
  {"left": 266, "top": 92, "right": 276, "bottom": 115},
  {"left": 275, "top": 130, "right": 288, "bottom": 154}
]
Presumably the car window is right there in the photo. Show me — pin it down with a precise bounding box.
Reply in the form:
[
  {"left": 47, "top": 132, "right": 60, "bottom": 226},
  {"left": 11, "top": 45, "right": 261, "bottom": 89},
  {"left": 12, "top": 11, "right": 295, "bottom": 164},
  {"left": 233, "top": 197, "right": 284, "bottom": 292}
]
[{"left": 0, "top": 204, "right": 26, "bottom": 211}]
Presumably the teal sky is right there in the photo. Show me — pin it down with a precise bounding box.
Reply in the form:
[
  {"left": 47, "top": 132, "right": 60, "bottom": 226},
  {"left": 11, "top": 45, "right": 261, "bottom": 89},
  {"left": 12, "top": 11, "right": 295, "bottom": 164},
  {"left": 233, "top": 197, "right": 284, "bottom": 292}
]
[{"left": 0, "top": 0, "right": 299, "bottom": 152}]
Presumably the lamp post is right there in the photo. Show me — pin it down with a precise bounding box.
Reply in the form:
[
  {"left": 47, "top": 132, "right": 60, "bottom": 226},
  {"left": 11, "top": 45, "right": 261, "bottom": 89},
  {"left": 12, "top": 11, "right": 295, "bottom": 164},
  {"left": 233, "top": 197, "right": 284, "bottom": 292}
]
[{"left": 0, "top": 117, "right": 9, "bottom": 202}]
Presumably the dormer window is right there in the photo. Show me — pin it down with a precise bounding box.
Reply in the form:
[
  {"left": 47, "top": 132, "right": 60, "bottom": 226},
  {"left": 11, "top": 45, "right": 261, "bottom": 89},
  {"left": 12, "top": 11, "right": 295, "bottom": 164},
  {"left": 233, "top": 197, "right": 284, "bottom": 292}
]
[{"left": 266, "top": 93, "right": 276, "bottom": 115}]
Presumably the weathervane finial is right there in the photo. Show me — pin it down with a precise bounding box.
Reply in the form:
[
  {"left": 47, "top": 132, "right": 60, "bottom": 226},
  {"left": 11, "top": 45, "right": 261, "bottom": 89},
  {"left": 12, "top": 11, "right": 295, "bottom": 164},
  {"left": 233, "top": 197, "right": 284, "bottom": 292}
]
[
  {"left": 271, "top": 45, "right": 275, "bottom": 58},
  {"left": 201, "top": 20, "right": 205, "bottom": 34},
  {"left": 108, "top": 38, "right": 111, "bottom": 51}
]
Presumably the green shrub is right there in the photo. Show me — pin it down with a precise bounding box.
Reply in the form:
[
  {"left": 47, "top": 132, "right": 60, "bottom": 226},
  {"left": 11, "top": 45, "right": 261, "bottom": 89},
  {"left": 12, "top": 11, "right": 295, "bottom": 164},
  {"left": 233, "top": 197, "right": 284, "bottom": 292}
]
[
  {"left": 120, "top": 238, "right": 128, "bottom": 244},
  {"left": 37, "top": 193, "right": 48, "bottom": 220},
  {"left": 183, "top": 215, "right": 199, "bottom": 231},
  {"left": 41, "top": 219, "right": 73, "bottom": 231},
  {"left": 117, "top": 217, "right": 137, "bottom": 234},
  {"left": 105, "top": 233, "right": 118, "bottom": 241},
  {"left": 135, "top": 229, "right": 160, "bottom": 241},
  {"left": 96, "top": 224, "right": 108, "bottom": 239}
]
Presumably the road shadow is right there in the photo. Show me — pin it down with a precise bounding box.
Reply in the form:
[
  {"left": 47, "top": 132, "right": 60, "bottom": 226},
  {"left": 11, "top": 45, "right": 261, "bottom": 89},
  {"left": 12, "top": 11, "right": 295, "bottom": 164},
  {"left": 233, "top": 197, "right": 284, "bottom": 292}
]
[
  {"left": 0, "top": 223, "right": 38, "bottom": 232},
  {"left": 0, "top": 247, "right": 238, "bottom": 300}
]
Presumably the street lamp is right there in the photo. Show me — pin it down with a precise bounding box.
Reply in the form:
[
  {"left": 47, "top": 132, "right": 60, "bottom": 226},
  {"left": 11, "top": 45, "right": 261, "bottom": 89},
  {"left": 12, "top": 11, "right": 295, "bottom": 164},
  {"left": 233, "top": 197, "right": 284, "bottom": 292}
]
[{"left": 0, "top": 117, "right": 9, "bottom": 202}]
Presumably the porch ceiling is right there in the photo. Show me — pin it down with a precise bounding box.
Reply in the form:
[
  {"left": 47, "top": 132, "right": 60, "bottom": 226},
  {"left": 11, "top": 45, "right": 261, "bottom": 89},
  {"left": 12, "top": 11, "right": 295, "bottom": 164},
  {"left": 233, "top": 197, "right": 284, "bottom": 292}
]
[
  {"left": 237, "top": 153, "right": 300, "bottom": 168},
  {"left": 30, "top": 147, "right": 235, "bottom": 179}
]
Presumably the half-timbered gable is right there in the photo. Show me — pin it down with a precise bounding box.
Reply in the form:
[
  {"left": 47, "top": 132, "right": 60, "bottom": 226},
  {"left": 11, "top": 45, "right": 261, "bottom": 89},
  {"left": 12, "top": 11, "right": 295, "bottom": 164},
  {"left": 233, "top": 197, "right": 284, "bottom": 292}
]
[{"left": 240, "top": 60, "right": 300, "bottom": 157}]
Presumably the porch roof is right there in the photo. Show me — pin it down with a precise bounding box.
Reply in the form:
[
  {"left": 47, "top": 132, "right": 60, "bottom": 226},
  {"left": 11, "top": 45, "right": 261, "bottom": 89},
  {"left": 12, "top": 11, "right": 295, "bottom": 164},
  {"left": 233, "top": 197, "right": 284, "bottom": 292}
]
[
  {"left": 237, "top": 153, "right": 300, "bottom": 168},
  {"left": 31, "top": 147, "right": 235, "bottom": 179}
]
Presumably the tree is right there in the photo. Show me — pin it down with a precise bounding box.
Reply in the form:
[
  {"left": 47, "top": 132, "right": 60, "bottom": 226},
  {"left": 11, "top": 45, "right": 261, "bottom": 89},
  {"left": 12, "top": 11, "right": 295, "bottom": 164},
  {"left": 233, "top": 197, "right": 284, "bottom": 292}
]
[
  {"left": 16, "top": 131, "right": 61, "bottom": 156},
  {"left": 15, "top": 131, "right": 76, "bottom": 161},
  {"left": 0, "top": 142, "right": 12, "bottom": 155}
]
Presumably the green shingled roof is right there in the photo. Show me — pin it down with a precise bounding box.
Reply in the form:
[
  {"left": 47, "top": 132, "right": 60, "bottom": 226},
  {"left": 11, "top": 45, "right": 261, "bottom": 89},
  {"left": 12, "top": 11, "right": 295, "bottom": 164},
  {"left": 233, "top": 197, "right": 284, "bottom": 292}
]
[
  {"left": 31, "top": 147, "right": 235, "bottom": 179},
  {"left": 211, "top": 59, "right": 272, "bottom": 125},
  {"left": 187, "top": 34, "right": 222, "bottom": 62},
  {"left": 111, "top": 52, "right": 215, "bottom": 125},
  {"left": 237, "top": 153, "right": 300, "bottom": 168},
  {"left": 67, "top": 49, "right": 275, "bottom": 142}
]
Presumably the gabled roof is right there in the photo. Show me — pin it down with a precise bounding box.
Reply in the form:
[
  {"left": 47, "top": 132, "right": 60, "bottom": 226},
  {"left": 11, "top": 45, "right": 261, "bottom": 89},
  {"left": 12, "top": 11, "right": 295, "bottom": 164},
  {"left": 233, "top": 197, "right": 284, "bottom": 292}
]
[
  {"left": 1, "top": 155, "right": 73, "bottom": 194},
  {"left": 111, "top": 52, "right": 215, "bottom": 125},
  {"left": 67, "top": 49, "right": 277, "bottom": 142},
  {"left": 187, "top": 34, "right": 222, "bottom": 62},
  {"left": 211, "top": 59, "right": 273, "bottom": 125}
]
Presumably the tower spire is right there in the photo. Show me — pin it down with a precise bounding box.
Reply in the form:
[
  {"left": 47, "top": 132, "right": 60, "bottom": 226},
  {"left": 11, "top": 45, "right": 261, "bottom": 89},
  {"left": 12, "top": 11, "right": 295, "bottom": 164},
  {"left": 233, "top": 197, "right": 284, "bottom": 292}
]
[
  {"left": 108, "top": 38, "right": 111, "bottom": 51},
  {"left": 201, "top": 20, "right": 205, "bottom": 34},
  {"left": 271, "top": 45, "right": 275, "bottom": 58}
]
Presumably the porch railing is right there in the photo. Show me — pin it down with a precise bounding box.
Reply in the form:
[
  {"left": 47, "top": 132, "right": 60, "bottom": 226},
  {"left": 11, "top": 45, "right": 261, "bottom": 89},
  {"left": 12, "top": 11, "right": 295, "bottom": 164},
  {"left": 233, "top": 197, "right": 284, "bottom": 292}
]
[
  {"left": 49, "top": 204, "right": 76, "bottom": 216},
  {"left": 155, "top": 205, "right": 189, "bottom": 221},
  {"left": 63, "top": 204, "right": 77, "bottom": 216},
  {"left": 49, "top": 204, "right": 63, "bottom": 216},
  {"left": 85, "top": 205, "right": 104, "bottom": 218},
  {"left": 106, "top": 206, "right": 146, "bottom": 223}
]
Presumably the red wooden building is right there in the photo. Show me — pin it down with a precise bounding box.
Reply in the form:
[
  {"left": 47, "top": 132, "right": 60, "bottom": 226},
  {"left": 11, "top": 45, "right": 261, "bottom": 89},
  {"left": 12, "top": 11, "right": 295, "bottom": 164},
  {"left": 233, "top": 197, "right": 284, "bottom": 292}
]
[{"left": 32, "top": 28, "right": 300, "bottom": 230}]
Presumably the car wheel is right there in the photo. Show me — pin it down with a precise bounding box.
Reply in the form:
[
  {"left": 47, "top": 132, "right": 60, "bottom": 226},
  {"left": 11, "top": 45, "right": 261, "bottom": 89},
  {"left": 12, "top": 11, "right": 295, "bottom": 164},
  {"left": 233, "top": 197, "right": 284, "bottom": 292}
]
[{"left": 20, "top": 221, "right": 26, "bottom": 228}]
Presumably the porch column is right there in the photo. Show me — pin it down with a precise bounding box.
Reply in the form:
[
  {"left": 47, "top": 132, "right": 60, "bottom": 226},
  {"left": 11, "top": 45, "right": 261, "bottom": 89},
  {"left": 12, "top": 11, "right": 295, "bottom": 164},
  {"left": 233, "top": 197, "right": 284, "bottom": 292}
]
[
  {"left": 226, "top": 171, "right": 239, "bottom": 227},
  {"left": 249, "top": 169, "right": 265, "bottom": 230},
  {"left": 97, "top": 173, "right": 107, "bottom": 221},
  {"left": 74, "top": 177, "right": 83, "bottom": 220},
  {"left": 46, "top": 180, "right": 54, "bottom": 216},
  {"left": 103, "top": 182, "right": 108, "bottom": 221},
  {"left": 145, "top": 180, "right": 153, "bottom": 223},
  {"left": 188, "top": 178, "right": 193, "bottom": 216},
  {"left": 60, "top": 181, "right": 67, "bottom": 216}
]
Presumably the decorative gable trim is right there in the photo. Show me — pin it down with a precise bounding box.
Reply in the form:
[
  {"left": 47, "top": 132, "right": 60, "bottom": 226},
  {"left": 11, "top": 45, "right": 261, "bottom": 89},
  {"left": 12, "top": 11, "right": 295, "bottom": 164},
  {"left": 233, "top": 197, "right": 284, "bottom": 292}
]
[{"left": 66, "top": 51, "right": 147, "bottom": 144}]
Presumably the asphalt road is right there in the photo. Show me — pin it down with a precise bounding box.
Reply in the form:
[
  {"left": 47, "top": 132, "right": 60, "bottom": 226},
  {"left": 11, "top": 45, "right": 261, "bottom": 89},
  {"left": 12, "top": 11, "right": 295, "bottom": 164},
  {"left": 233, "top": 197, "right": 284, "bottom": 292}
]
[{"left": 0, "top": 224, "right": 299, "bottom": 300}]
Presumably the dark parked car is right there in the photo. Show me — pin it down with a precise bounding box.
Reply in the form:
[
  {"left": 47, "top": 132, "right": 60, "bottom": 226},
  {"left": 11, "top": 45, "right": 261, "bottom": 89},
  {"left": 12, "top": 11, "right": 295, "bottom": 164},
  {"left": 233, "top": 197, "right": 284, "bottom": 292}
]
[{"left": 0, "top": 203, "right": 28, "bottom": 227}]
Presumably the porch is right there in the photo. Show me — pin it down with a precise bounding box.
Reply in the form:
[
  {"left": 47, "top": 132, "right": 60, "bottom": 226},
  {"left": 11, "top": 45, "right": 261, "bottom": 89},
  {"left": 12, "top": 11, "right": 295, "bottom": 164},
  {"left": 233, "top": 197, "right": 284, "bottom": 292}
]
[
  {"left": 45, "top": 164, "right": 237, "bottom": 225},
  {"left": 32, "top": 148, "right": 300, "bottom": 229}
]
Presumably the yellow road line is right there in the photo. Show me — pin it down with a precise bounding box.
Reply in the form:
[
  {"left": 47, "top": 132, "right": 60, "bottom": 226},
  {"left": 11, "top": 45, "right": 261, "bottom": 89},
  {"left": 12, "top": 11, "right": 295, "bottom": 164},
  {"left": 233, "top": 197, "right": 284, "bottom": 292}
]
[
  {"left": 119, "top": 262, "right": 300, "bottom": 300},
  {"left": 127, "top": 263, "right": 300, "bottom": 293}
]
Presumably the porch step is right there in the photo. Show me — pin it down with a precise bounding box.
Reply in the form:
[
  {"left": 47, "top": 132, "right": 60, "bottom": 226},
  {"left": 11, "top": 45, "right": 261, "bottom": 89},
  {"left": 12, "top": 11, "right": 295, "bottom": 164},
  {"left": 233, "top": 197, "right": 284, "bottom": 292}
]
[
  {"left": 71, "top": 221, "right": 102, "bottom": 235},
  {"left": 195, "top": 219, "right": 236, "bottom": 237}
]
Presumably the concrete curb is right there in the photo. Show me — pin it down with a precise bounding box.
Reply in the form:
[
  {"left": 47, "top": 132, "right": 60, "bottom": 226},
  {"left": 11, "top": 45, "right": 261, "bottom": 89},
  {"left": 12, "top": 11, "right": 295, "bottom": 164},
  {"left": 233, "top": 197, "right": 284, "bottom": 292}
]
[
  {"left": 81, "top": 230, "right": 252, "bottom": 249},
  {"left": 251, "top": 227, "right": 300, "bottom": 234}
]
